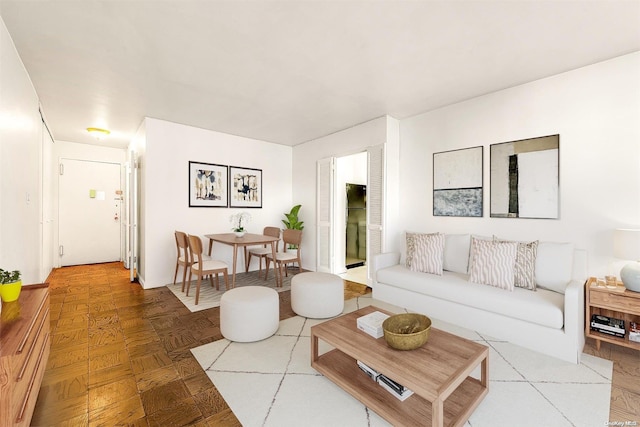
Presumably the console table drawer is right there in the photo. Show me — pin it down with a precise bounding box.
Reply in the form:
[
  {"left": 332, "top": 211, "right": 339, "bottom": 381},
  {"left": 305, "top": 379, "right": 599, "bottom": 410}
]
[
  {"left": 590, "top": 291, "right": 640, "bottom": 316},
  {"left": 12, "top": 314, "right": 49, "bottom": 410},
  {"left": 13, "top": 302, "right": 49, "bottom": 379},
  {"left": 14, "top": 332, "right": 50, "bottom": 426}
]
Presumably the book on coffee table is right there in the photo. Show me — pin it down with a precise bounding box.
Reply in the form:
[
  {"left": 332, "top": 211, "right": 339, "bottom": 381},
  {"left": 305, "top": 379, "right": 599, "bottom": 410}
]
[
  {"left": 357, "top": 360, "right": 381, "bottom": 381},
  {"left": 357, "top": 360, "right": 414, "bottom": 401},
  {"left": 356, "top": 311, "right": 389, "bottom": 338},
  {"left": 378, "top": 374, "right": 414, "bottom": 401}
]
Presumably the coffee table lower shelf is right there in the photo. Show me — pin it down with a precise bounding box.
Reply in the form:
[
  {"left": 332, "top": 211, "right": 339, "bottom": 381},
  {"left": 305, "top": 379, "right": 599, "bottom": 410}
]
[{"left": 312, "top": 348, "right": 487, "bottom": 427}]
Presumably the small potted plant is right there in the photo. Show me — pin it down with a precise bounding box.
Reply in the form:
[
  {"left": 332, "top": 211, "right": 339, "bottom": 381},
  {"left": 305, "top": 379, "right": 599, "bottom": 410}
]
[
  {"left": 282, "top": 204, "right": 304, "bottom": 252},
  {"left": 230, "top": 212, "right": 251, "bottom": 237},
  {"left": 0, "top": 268, "right": 22, "bottom": 303}
]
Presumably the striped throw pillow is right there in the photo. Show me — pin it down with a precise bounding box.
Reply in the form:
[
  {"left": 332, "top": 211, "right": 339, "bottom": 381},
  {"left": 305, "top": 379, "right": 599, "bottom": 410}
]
[
  {"left": 514, "top": 240, "right": 538, "bottom": 291},
  {"left": 469, "top": 238, "right": 518, "bottom": 291},
  {"left": 406, "top": 232, "right": 445, "bottom": 275},
  {"left": 494, "top": 237, "right": 539, "bottom": 291}
]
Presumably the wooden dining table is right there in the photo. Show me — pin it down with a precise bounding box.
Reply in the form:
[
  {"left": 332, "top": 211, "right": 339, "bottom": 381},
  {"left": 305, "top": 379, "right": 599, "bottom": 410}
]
[{"left": 205, "top": 233, "right": 281, "bottom": 288}]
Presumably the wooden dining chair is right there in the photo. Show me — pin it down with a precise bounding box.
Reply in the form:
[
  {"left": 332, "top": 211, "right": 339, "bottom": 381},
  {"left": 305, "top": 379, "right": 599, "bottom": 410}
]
[
  {"left": 187, "top": 234, "right": 229, "bottom": 305},
  {"left": 265, "top": 229, "right": 302, "bottom": 284},
  {"left": 174, "top": 230, "right": 212, "bottom": 292},
  {"left": 246, "top": 226, "right": 281, "bottom": 278},
  {"left": 173, "top": 231, "right": 191, "bottom": 292}
]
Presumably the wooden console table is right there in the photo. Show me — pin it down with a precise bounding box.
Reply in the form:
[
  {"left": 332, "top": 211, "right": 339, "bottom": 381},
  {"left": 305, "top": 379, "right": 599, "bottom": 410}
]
[
  {"left": 311, "top": 306, "right": 488, "bottom": 427},
  {"left": 0, "top": 284, "right": 50, "bottom": 427},
  {"left": 585, "top": 277, "right": 640, "bottom": 351}
]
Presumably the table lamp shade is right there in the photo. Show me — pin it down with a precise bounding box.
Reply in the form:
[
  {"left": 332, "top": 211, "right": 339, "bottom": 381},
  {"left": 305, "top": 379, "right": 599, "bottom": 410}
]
[{"left": 614, "top": 229, "right": 640, "bottom": 292}]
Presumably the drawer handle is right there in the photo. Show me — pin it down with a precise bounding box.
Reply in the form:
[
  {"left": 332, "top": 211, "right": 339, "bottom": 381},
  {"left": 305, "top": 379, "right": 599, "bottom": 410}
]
[
  {"left": 17, "top": 307, "right": 50, "bottom": 381},
  {"left": 17, "top": 294, "right": 48, "bottom": 354},
  {"left": 16, "top": 332, "right": 49, "bottom": 423}
]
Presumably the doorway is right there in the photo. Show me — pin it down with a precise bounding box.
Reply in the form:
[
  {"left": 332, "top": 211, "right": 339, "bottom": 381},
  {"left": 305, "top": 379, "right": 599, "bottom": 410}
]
[
  {"left": 345, "top": 183, "right": 366, "bottom": 269},
  {"left": 316, "top": 145, "right": 384, "bottom": 285},
  {"left": 58, "top": 159, "right": 122, "bottom": 266},
  {"left": 335, "top": 152, "right": 368, "bottom": 284}
]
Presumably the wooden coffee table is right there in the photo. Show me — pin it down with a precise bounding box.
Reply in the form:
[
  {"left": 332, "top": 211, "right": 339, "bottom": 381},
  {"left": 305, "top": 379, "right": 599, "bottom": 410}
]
[{"left": 311, "top": 306, "right": 489, "bottom": 427}]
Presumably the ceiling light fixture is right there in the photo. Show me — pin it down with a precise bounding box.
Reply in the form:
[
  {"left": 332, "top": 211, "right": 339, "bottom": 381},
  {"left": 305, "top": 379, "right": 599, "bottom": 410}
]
[{"left": 86, "top": 127, "right": 110, "bottom": 139}]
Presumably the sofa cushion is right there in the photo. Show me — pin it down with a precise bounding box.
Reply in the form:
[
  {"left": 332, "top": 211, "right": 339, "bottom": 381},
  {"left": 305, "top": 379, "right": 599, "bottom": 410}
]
[
  {"left": 495, "top": 237, "right": 539, "bottom": 291},
  {"left": 469, "top": 239, "right": 518, "bottom": 291},
  {"left": 536, "top": 242, "right": 574, "bottom": 294},
  {"left": 443, "top": 234, "right": 471, "bottom": 274},
  {"left": 376, "top": 265, "right": 564, "bottom": 329},
  {"left": 406, "top": 232, "right": 444, "bottom": 275}
]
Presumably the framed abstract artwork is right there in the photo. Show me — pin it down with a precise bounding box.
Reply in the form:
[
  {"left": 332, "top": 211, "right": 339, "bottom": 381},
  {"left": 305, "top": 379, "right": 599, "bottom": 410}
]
[
  {"left": 490, "top": 134, "right": 559, "bottom": 219},
  {"left": 229, "top": 166, "right": 262, "bottom": 208},
  {"left": 433, "top": 146, "right": 483, "bottom": 217},
  {"left": 188, "top": 161, "right": 228, "bottom": 207}
]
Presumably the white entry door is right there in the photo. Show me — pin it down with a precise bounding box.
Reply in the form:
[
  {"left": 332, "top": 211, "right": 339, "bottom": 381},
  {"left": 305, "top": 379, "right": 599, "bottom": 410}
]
[{"left": 59, "top": 159, "right": 122, "bottom": 266}]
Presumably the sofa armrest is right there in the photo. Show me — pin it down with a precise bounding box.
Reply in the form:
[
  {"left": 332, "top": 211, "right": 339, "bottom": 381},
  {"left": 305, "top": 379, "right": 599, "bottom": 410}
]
[
  {"left": 373, "top": 252, "right": 401, "bottom": 272},
  {"left": 563, "top": 279, "right": 585, "bottom": 339}
]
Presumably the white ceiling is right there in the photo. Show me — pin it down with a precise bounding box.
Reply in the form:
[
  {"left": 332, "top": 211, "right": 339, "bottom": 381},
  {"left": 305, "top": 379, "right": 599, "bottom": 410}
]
[{"left": 1, "top": 1, "right": 639, "bottom": 149}]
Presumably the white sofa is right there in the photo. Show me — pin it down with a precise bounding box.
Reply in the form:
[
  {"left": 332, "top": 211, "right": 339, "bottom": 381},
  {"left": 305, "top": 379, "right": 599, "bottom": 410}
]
[{"left": 372, "top": 235, "right": 587, "bottom": 363}]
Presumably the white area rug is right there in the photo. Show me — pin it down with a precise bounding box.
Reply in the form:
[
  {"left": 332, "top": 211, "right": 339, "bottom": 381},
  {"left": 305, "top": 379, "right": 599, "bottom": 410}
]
[
  {"left": 191, "top": 295, "right": 613, "bottom": 427},
  {"left": 166, "top": 270, "right": 293, "bottom": 312}
]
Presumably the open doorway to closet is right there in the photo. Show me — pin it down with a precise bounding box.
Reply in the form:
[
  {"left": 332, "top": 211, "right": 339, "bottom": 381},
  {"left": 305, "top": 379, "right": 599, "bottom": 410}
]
[
  {"left": 345, "top": 183, "right": 366, "bottom": 268},
  {"left": 317, "top": 144, "right": 384, "bottom": 286},
  {"left": 336, "top": 152, "right": 368, "bottom": 284}
]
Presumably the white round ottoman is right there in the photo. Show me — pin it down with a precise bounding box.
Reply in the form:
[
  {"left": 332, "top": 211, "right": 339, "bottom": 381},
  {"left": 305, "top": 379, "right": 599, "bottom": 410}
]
[
  {"left": 291, "top": 272, "right": 344, "bottom": 318},
  {"left": 220, "top": 286, "right": 279, "bottom": 342}
]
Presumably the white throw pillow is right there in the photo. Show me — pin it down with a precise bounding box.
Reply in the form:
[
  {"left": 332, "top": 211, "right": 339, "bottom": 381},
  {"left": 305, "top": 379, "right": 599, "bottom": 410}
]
[
  {"left": 469, "top": 239, "right": 518, "bottom": 291},
  {"left": 535, "top": 242, "right": 574, "bottom": 294},
  {"left": 406, "top": 232, "right": 445, "bottom": 275},
  {"left": 443, "top": 234, "right": 471, "bottom": 274}
]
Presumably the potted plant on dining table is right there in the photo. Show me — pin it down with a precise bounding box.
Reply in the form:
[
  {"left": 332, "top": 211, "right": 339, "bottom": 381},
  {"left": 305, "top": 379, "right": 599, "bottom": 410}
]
[{"left": 230, "top": 212, "right": 251, "bottom": 237}]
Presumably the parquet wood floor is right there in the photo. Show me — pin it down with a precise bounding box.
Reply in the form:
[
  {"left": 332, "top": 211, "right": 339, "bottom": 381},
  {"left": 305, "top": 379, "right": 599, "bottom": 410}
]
[
  {"left": 31, "top": 263, "right": 638, "bottom": 425},
  {"left": 32, "top": 262, "right": 370, "bottom": 426}
]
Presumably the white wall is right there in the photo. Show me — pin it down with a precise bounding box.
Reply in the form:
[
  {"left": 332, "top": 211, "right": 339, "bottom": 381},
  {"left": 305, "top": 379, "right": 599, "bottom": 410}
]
[
  {"left": 0, "top": 18, "right": 43, "bottom": 284},
  {"left": 400, "top": 52, "right": 640, "bottom": 277},
  {"left": 292, "top": 116, "right": 401, "bottom": 271},
  {"left": 52, "top": 141, "right": 127, "bottom": 268},
  {"left": 140, "top": 118, "right": 293, "bottom": 288},
  {"left": 337, "top": 153, "right": 367, "bottom": 185}
]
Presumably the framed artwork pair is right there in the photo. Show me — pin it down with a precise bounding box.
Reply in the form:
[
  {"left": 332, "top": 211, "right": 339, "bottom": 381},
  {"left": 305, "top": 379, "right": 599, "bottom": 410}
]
[
  {"left": 188, "top": 161, "right": 262, "bottom": 208},
  {"left": 433, "top": 134, "right": 559, "bottom": 219}
]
